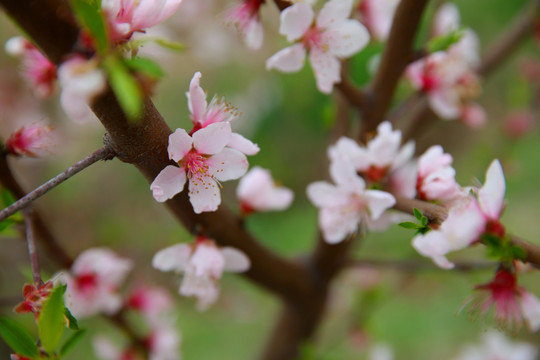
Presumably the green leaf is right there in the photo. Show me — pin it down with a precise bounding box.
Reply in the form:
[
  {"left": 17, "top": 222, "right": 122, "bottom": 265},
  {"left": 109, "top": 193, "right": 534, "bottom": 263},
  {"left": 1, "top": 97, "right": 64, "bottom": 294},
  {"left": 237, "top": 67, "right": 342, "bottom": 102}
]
[
  {"left": 413, "top": 208, "right": 423, "bottom": 221},
  {"left": 124, "top": 57, "right": 164, "bottom": 79},
  {"left": 427, "top": 28, "right": 464, "bottom": 53},
  {"left": 70, "top": 0, "right": 109, "bottom": 53},
  {"left": 421, "top": 215, "right": 428, "bottom": 227},
  {"left": 511, "top": 245, "right": 527, "bottom": 260},
  {"left": 59, "top": 329, "right": 86, "bottom": 356},
  {"left": 0, "top": 316, "right": 39, "bottom": 359},
  {"left": 103, "top": 56, "right": 143, "bottom": 121},
  {"left": 64, "top": 307, "right": 79, "bottom": 331},
  {"left": 399, "top": 222, "right": 422, "bottom": 230},
  {"left": 38, "top": 285, "right": 67, "bottom": 354},
  {"left": 0, "top": 218, "right": 15, "bottom": 232},
  {"left": 1, "top": 188, "right": 16, "bottom": 207},
  {"left": 152, "top": 38, "right": 186, "bottom": 52}
]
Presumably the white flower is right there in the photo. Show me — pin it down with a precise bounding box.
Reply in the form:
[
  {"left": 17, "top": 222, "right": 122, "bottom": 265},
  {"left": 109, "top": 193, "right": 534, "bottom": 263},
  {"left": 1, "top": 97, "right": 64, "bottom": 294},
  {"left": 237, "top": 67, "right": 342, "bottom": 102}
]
[
  {"left": 152, "top": 238, "right": 250, "bottom": 310},
  {"left": 453, "top": 331, "right": 537, "bottom": 360},
  {"left": 266, "top": 0, "right": 370, "bottom": 93},
  {"left": 416, "top": 145, "right": 461, "bottom": 201}
]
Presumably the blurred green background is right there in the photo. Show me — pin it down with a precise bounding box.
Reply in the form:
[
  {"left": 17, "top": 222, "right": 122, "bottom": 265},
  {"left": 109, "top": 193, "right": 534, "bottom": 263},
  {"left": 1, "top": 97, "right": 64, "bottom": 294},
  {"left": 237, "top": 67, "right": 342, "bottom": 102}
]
[{"left": 1, "top": 0, "right": 540, "bottom": 359}]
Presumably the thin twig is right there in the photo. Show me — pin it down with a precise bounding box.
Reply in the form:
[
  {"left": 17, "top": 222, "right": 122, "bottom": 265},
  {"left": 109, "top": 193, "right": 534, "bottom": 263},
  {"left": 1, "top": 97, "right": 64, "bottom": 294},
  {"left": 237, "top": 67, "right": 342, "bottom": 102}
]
[
  {"left": 0, "top": 145, "right": 115, "bottom": 222},
  {"left": 23, "top": 209, "right": 42, "bottom": 286},
  {"left": 349, "top": 258, "right": 496, "bottom": 272}
]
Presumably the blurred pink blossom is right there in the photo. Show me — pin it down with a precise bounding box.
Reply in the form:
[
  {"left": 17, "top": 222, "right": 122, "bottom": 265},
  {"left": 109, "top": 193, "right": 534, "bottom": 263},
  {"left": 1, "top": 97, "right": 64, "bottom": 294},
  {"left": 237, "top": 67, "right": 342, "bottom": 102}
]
[
  {"left": 358, "top": 0, "right": 400, "bottom": 41},
  {"left": 127, "top": 285, "right": 174, "bottom": 323},
  {"left": 416, "top": 145, "right": 461, "bottom": 202},
  {"left": 5, "top": 123, "right": 57, "bottom": 157},
  {"left": 225, "top": 0, "right": 265, "bottom": 50},
  {"left": 453, "top": 331, "right": 537, "bottom": 360},
  {"left": 504, "top": 110, "right": 536, "bottom": 139}
]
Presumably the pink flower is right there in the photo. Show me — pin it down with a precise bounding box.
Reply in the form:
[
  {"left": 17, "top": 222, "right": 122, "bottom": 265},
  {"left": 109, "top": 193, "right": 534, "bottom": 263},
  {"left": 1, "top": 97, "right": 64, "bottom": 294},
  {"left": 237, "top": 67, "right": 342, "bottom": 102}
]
[
  {"left": 152, "top": 237, "right": 250, "bottom": 310},
  {"left": 474, "top": 159, "right": 506, "bottom": 236},
  {"left": 150, "top": 122, "right": 249, "bottom": 213},
  {"left": 237, "top": 166, "right": 294, "bottom": 215},
  {"left": 5, "top": 123, "right": 57, "bottom": 157},
  {"left": 416, "top": 145, "right": 461, "bottom": 202},
  {"left": 5, "top": 37, "right": 57, "bottom": 98},
  {"left": 225, "top": 0, "right": 265, "bottom": 50},
  {"left": 468, "top": 269, "right": 540, "bottom": 332},
  {"left": 504, "top": 110, "right": 536, "bottom": 139},
  {"left": 127, "top": 285, "right": 174, "bottom": 323},
  {"left": 307, "top": 142, "right": 396, "bottom": 243},
  {"left": 453, "top": 331, "right": 538, "bottom": 360},
  {"left": 358, "top": 0, "right": 400, "bottom": 41},
  {"left": 146, "top": 324, "right": 182, "bottom": 360},
  {"left": 58, "top": 248, "right": 133, "bottom": 318},
  {"left": 266, "top": 0, "right": 370, "bottom": 94},
  {"left": 102, "top": 0, "right": 183, "bottom": 42},
  {"left": 57, "top": 57, "right": 106, "bottom": 123},
  {"left": 187, "top": 72, "right": 259, "bottom": 155},
  {"left": 93, "top": 336, "right": 137, "bottom": 360}
]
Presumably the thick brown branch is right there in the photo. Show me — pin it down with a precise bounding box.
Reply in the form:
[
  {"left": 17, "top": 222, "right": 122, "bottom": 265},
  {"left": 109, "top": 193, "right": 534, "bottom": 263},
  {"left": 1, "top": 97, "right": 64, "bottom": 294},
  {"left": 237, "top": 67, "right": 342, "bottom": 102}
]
[{"left": 361, "top": 0, "right": 430, "bottom": 136}]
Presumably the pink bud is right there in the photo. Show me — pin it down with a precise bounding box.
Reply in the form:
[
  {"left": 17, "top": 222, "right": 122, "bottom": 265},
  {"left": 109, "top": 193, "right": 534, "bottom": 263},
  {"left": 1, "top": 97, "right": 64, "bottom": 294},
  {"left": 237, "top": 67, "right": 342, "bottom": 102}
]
[
  {"left": 504, "top": 110, "right": 536, "bottom": 139},
  {"left": 5, "top": 123, "right": 56, "bottom": 157}
]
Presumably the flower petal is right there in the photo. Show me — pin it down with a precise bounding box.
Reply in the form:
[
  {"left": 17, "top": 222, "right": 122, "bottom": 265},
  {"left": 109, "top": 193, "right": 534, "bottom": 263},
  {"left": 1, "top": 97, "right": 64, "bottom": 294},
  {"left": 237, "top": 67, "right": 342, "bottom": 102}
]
[
  {"left": 520, "top": 292, "right": 540, "bottom": 332},
  {"left": 319, "top": 206, "right": 359, "bottom": 244},
  {"left": 168, "top": 128, "right": 193, "bottom": 162},
  {"left": 193, "top": 122, "right": 232, "bottom": 155},
  {"left": 316, "top": 0, "right": 353, "bottom": 29},
  {"left": 412, "top": 231, "right": 455, "bottom": 269},
  {"left": 325, "top": 20, "right": 370, "bottom": 58},
  {"left": 266, "top": 44, "right": 306, "bottom": 73},
  {"left": 478, "top": 159, "right": 505, "bottom": 220},
  {"left": 222, "top": 247, "right": 251, "bottom": 272},
  {"left": 280, "top": 3, "right": 314, "bottom": 42},
  {"left": 152, "top": 243, "right": 193, "bottom": 273},
  {"left": 207, "top": 148, "right": 248, "bottom": 181},
  {"left": 150, "top": 165, "right": 186, "bottom": 202},
  {"left": 364, "top": 190, "right": 396, "bottom": 220},
  {"left": 187, "top": 72, "right": 207, "bottom": 125},
  {"left": 227, "top": 132, "right": 260, "bottom": 155},
  {"left": 307, "top": 181, "right": 349, "bottom": 207},
  {"left": 188, "top": 175, "right": 221, "bottom": 213},
  {"left": 309, "top": 47, "right": 341, "bottom": 94}
]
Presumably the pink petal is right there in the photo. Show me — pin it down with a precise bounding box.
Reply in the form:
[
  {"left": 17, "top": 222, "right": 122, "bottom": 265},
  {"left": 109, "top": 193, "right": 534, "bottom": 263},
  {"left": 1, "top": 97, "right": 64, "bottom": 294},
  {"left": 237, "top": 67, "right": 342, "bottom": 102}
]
[
  {"left": 319, "top": 206, "right": 359, "bottom": 243},
  {"left": 150, "top": 165, "right": 186, "bottom": 202},
  {"left": 412, "top": 231, "right": 455, "bottom": 269},
  {"left": 317, "top": 0, "right": 353, "bottom": 29},
  {"left": 328, "top": 149, "right": 366, "bottom": 193},
  {"left": 152, "top": 243, "right": 192, "bottom": 272},
  {"left": 364, "top": 190, "right": 395, "bottom": 220},
  {"left": 132, "top": 0, "right": 182, "bottom": 30},
  {"left": 192, "top": 122, "right": 232, "bottom": 155},
  {"left": 168, "top": 128, "right": 193, "bottom": 162},
  {"left": 245, "top": 17, "right": 264, "bottom": 50},
  {"left": 309, "top": 47, "right": 341, "bottom": 94},
  {"left": 207, "top": 148, "right": 248, "bottom": 181},
  {"left": 266, "top": 44, "right": 307, "bottom": 73},
  {"left": 307, "top": 182, "right": 350, "bottom": 207},
  {"left": 325, "top": 20, "right": 370, "bottom": 58},
  {"left": 237, "top": 167, "right": 294, "bottom": 211},
  {"left": 429, "top": 89, "right": 461, "bottom": 119},
  {"left": 405, "top": 58, "right": 427, "bottom": 90},
  {"left": 461, "top": 102, "right": 486, "bottom": 129},
  {"left": 227, "top": 132, "right": 260, "bottom": 155},
  {"left": 520, "top": 292, "right": 540, "bottom": 332},
  {"left": 222, "top": 247, "right": 251, "bottom": 272},
  {"left": 478, "top": 159, "right": 505, "bottom": 220},
  {"left": 187, "top": 72, "right": 207, "bottom": 125},
  {"left": 433, "top": 2, "right": 460, "bottom": 36},
  {"left": 279, "top": 3, "right": 314, "bottom": 42},
  {"left": 188, "top": 175, "right": 221, "bottom": 213}
]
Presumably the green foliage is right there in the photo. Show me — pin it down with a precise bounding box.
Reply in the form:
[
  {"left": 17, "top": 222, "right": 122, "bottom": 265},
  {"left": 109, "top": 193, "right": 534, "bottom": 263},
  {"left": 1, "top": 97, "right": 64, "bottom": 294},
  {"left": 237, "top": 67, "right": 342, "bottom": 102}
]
[
  {"left": 64, "top": 307, "right": 79, "bottom": 331},
  {"left": 59, "top": 329, "right": 86, "bottom": 357},
  {"left": 70, "top": 0, "right": 109, "bottom": 53},
  {"left": 482, "top": 233, "right": 527, "bottom": 263},
  {"left": 0, "top": 316, "right": 40, "bottom": 359},
  {"left": 506, "top": 77, "right": 531, "bottom": 108},
  {"left": 124, "top": 57, "right": 165, "bottom": 79},
  {"left": 103, "top": 56, "right": 143, "bottom": 121},
  {"left": 0, "top": 188, "right": 21, "bottom": 232},
  {"left": 38, "top": 285, "right": 67, "bottom": 354},
  {"left": 152, "top": 38, "right": 186, "bottom": 52},
  {"left": 399, "top": 208, "right": 430, "bottom": 235},
  {"left": 427, "top": 28, "right": 464, "bottom": 53}
]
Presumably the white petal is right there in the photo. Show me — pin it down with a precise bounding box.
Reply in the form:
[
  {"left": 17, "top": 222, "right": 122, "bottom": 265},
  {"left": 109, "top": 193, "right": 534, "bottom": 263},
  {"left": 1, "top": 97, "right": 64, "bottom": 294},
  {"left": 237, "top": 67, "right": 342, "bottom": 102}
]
[
  {"left": 364, "top": 190, "right": 395, "bottom": 220},
  {"left": 192, "top": 122, "right": 232, "bottom": 155},
  {"left": 521, "top": 292, "right": 540, "bottom": 332},
  {"left": 429, "top": 89, "right": 461, "bottom": 119},
  {"left": 309, "top": 47, "right": 341, "bottom": 94},
  {"left": 279, "top": 3, "right": 314, "bottom": 42},
  {"left": 227, "top": 132, "right": 260, "bottom": 155},
  {"left": 245, "top": 18, "right": 264, "bottom": 50},
  {"left": 433, "top": 2, "right": 460, "bottom": 36},
  {"left": 168, "top": 128, "right": 193, "bottom": 162},
  {"left": 317, "top": 0, "right": 353, "bottom": 29},
  {"left": 266, "top": 44, "right": 306, "bottom": 73},
  {"left": 325, "top": 20, "right": 370, "bottom": 58},
  {"left": 329, "top": 146, "right": 366, "bottom": 192},
  {"left": 187, "top": 72, "right": 207, "bottom": 125},
  {"left": 412, "top": 231, "right": 455, "bottom": 269},
  {"left": 207, "top": 148, "right": 248, "bottom": 181},
  {"left": 222, "top": 247, "right": 251, "bottom": 272},
  {"left": 188, "top": 175, "right": 222, "bottom": 213},
  {"left": 478, "top": 159, "right": 505, "bottom": 219},
  {"left": 150, "top": 165, "right": 186, "bottom": 202},
  {"left": 152, "top": 243, "right": 193, "bottom": 272},
  {"left": 319, "top": 207, "right": 359, "bottom": 243},
  {"left": 307, "top": 181, "right": 349, "bottom": 207}
]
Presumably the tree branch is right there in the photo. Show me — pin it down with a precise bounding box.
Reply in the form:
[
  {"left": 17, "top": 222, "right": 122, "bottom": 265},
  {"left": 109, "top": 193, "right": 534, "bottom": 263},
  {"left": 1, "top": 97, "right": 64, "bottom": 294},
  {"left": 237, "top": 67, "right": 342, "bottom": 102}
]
[{"left": 0, "top": 145, "right": 115, "bottom": 222}]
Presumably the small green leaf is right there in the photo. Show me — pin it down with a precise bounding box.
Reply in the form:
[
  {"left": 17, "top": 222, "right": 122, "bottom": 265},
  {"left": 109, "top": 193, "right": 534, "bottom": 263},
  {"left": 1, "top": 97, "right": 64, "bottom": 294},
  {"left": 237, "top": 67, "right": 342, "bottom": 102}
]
[
  {"left": 59, "top": 329, "right": 86, "bottom": 356},
  {"left": 399, "top": 222, "right": 422, "bottom": 230},
  {"left": 511, "top": 245, "right": 527, "bottom": 261},
  {"left": 421, "top": 215, "right": 428, "bottom": 227},
  {"left": 70, "top": 0, "right": 109, "bottom": 53},
  {"left": 413, "top": 208, "right": 423, "bottom": 221},
  {"left": 103, "top": 56, "right": 143, "bottom": 121},
  {"left": 124, "top": 57, "right": 164, "bottom": 79},
  {"left": 427, "top": 28, "right": 464, "bottom": 53},
  {"left": 38, "top": 285, "right": 67, "bottom": 354},
  {"left": 152, "top": 38, "right": 186, "bottom": 52},
  {"left": 64, "top": 307, "right": 79, "bottom": 331},
  {"left": 0, "top": 316, "right": 39, "bottom": 359}
]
